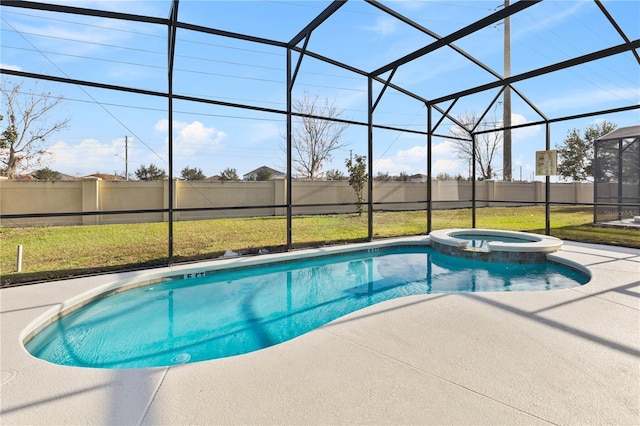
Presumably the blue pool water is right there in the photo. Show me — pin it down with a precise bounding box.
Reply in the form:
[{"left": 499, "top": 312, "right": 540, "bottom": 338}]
[
  {"left": 26, "top": 246, "right": 588, "bottom": 369},
  {"left": 452, "top": 233, "right": 531, "bottom": 249}
]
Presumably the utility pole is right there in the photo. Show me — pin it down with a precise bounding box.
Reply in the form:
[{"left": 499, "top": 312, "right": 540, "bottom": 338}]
[
  {"left": 124, "top": 136, "right": 129, "bottom": 180},
  {"left": 115, "top": 136, "right": 129, "bottom": 180},
  {"left": 503, "top": 0, "right": 512, "bottom": 182}
]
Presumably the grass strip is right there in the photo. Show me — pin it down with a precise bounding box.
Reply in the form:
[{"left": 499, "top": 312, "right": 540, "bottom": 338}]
[{"left": 1, "top": 206, "right": 637, "bottom": 286}]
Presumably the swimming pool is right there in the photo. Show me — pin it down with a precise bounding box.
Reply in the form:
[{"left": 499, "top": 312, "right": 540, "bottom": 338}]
[{"left": 24, "top": 244, "right": 589, "bottom": 369}]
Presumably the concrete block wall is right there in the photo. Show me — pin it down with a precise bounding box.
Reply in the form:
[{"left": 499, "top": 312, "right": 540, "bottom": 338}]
[{"left": 0, "top": 178, "right": 597, "bottom": 227}]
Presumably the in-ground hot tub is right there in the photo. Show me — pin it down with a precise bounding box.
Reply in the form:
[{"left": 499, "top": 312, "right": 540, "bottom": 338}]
[{"left": 429, "top": 229, "right": 563, "bottom": 263}]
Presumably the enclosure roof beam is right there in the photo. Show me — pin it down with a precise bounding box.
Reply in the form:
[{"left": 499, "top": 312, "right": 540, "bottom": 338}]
[
  {"left": 289, "top": 34, "right": 311, "bottom": 90},
  {"left": 371, "top": 75, "right": 429, "bottom": 105},
  {"left": 1, "top": 0, "right": 287, "bottom": 48},
  {"left": 175, "top": 1, "right": 428, "bottom": 108},
  {"left": 594, "top": 0, "right": 640, "bottom": 65},
  {"left": 371, "top": 0, "right": 540, "bottom": 77},
  {"left": 0, "top": 68, "right": 288, "bottom": 119},
  {"left": 368, "top": 0, "right": 490, "bottom": 132},
  {"left": 167, "top": 0, "right": 179, "bottom": 74},
  {"left": 510, "top": 86, "right": 547, "bottom": 121},
  {"left": 474, "top": 89, "right": 506, "bottom": 133},
  {"left": 288, "top": 46, "right": 430, "bottom": 106},
  {"left": 472, "top": 104, "right": 639, "bottom": 136},
  {"left": 427, "top": 101, "right": 472, "bottom": 138},
  {"left": 0, "top": 68, "right": 414, "bottom": 134},
  {"left": 289, "top": 47, "right": 366, "bottom": 77},
  {"left": 0, "top": 68, "right": 167, "bottom": 97},
  {"left": 175, "top": 21, "right": 286, "bottom": 48},
  {"left": 0, "top": 0, "right": 167, "bottom": 24},
  {"left": 371, "top": 68, "right": 397, "bottom": 113},
  {"left": 289, "top": 1, "right": 346, "bottom": 48},
  {"left": 2, "top": 0, "right": 427, "bottom": 108},
  {"left": 366, "top": 0, "right": 504, "bottom": 81},
  {"left": 432, "top": 99, "right": 459, "bottom": 134},
  {"left": 429, "top": 39, "right": 640, "bottom": 106}
]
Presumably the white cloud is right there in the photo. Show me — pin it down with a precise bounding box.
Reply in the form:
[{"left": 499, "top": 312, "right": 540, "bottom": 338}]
[
  {"left": 433, "top": 139, "right": 456, "bottom": 155},
  {"left": 176, "top": 122, "right": 227, "bottom": 156},
  {"left": 536, "top": 87, "right": 639, "bottom": 113},
  {"left": 0, "top": 63, "right": 22, "bottom": 71},
  {"left": 47, "top": 137, "right": 122, "bottom": 176},
  {"left": 156, "top": 119, "right": 227, "bottom": 157},
  {"left": 374, "top": 138, "right": 465, "bottom": 176},
  {"left": 511, "top": 113, "right": 542, "bottom": 141},
  {"left": 154, "top": 119, "right": 169, "bottom": 133},
  {"left": 362, "top": 17, "right": 399, "bottom": 37},
  {"left": 46, "top": 119, "right": 228, "bottom": 176},
  {"left": 432, "top": 158, "right": 460, "bottom": 176},
  {"left": 371, "top": 112, "right": 542, "bottom": 178},
  {"left": 373, "top": 157, "right": 407, "bottom": 174},
  {"left": 396, "top": 144, "right": 427, "bottom": 162},
  {"left": 393, "top": 139, "right": 455, "bottom": 163}
]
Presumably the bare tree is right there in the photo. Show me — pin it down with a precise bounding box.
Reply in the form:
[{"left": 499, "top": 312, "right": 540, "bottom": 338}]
[
  {"left": 290, "top": 92, "right": 348, "bottom": 180},
  {"left": 449, "top": 111, "right": 502, "bottom": 180},
  {"left": 1, "top": 80, "right": 70, "bottom": 178}
]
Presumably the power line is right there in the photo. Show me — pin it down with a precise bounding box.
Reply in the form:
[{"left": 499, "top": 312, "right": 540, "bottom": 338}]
[
  {"left": 0, "top": 34, "right": 371, "bottom": 93},
  {"left": 1, "top": 17, "right": 167, "bottom": 167},
  {"left": 514, "top": 4, "right": 638, "bottom": 99}
]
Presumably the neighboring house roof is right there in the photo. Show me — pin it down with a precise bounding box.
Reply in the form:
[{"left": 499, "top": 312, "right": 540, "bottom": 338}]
[
  {"left": 60, "top": 173, "right": 80, "bottom": 181},
  {"left": 242, "top": 166, "right": 285, "bottom": 180},
  {"left": 85, "top": 173, "right": 124, "bottom": 181},
  {"left": 410, "top": 173, "right": 428, "bottom": 182},
  {"left": 11, "top": 172, "right": 79, "bottom": 181},
  {"left": 8, "top": 173, "right": 36, "bottom": 181}
]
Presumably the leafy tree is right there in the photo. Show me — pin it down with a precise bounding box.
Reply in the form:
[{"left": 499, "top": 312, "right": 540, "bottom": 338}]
[
  {"left": 556, "top": 121, "right": 616, "bottom": 182},
  {"left": 135, "top": 164, "right": 166, "bottom": 181},
  {"left": 345, "top": 154, "right": 368, "bottom": 215},
  {"left": 255, "top": 167, "right": 273, "bottom": 181},
  {"left": 180, "top": 166, "right": 205, "bottom": 181},
  {"left": 436, "top": 172, "right": 465, "bottom": 181},
  {"left": 290, "top": 92, "right": 349, "bottom": 180},
  {"left": 325, "top": 169, "right": 346, "bottom": 181},
  {"left": 220, "top": 167, "right": 239, "bottom": 181},
  {"left": 396, "top": 171, "right": 409, "bottom": 182},
  {"left": 33, "top": 167, "right": 61, "bottom": 181},
  {"left": 1, "top": 80, "right": 70, "bottom": 178},
  {"left": 375, "top": 171, "right": 392, "bottom": 181},
  {"left": 449, "top": 111, "right": 501, "bottom": 181}
]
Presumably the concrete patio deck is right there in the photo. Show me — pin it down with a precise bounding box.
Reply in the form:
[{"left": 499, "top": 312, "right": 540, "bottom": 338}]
[{"left": 1, "top": 240, "right": 638, "bottom": 425}]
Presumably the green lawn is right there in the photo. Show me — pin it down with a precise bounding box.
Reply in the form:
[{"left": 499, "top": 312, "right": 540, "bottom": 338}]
[{"left": 1, "top": 206, "right": 637, "bottom": 286}]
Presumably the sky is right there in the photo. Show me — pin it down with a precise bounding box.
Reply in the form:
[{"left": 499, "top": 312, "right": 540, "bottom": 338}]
[{"left": 1, "top": 0, "right": 639, "bottom": 181}]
